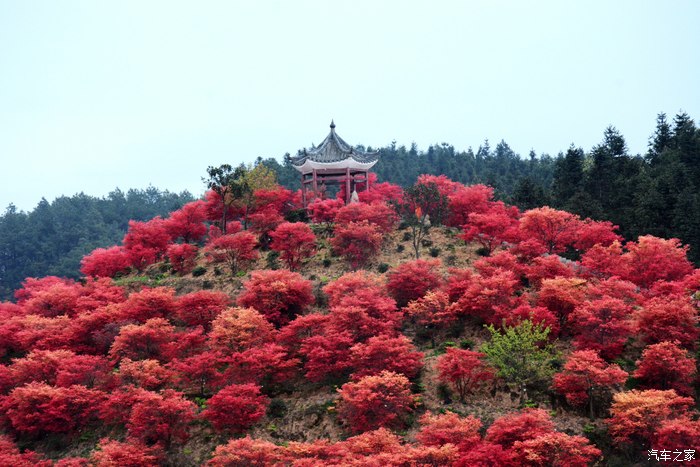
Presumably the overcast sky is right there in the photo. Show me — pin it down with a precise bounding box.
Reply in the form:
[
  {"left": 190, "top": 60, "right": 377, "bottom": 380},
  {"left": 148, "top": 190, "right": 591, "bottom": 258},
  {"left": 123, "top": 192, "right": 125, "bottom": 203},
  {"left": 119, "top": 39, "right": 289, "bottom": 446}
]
[{"left": 1, "top": 1, "right": 699, "bottom": 211}]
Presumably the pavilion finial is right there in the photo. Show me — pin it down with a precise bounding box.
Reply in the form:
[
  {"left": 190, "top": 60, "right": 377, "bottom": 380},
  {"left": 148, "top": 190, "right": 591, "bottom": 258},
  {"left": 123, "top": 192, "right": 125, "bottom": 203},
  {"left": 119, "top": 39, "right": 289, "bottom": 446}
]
[{"left": 330, "top": 119, "right": 336, "bottom": 130}]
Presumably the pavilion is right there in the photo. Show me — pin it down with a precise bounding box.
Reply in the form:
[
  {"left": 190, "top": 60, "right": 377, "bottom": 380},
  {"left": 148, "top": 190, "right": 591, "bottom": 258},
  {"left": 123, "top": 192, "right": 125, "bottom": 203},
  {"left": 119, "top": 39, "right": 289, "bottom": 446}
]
[{"left": 291, "top": 121, "right": 379, "bottom": 207}]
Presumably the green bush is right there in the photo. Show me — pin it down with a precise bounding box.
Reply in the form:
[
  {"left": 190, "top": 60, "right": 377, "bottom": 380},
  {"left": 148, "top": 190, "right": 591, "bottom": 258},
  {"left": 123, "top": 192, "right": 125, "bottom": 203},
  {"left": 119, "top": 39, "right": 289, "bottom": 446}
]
[
  {"left": 377, "top": 263, "right": 390, "bottom": 273},
  {"left": 437, "top": 383, "right": 452, "bottom": 404},
  {"left": 266, "top": 250, "right": 280, "bottom": 270},
  {"left": 267, "top": 399, "right": 288, "bottom": 419},
  {"left": 192, "top": 266, "right": 207, "bottom": 277},
  {"left": 475, "top": 246, "right": 490, "bottom": 256}
]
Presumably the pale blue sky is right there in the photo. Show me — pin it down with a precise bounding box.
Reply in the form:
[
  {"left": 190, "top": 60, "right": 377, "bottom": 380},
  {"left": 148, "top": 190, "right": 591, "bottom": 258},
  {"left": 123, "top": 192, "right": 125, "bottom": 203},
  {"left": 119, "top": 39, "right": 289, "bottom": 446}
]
[{"left": 1, "top": 1, "right": 699, "bottom": 211}]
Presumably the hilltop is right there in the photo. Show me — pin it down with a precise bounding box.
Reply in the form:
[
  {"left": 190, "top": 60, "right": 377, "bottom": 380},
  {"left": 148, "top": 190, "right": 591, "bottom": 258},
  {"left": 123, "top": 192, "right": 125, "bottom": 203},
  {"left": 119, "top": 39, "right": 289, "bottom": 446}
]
[{"left": 1, "top": 172, "right": 699, "bottom": 466}]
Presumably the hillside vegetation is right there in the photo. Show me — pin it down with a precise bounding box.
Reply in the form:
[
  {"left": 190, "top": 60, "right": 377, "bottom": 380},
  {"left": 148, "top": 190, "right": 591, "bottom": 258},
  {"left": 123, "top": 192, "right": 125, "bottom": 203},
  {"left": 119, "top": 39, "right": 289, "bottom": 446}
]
[{"left": 1, "top": 171, "right": 699, "bottom": 466}]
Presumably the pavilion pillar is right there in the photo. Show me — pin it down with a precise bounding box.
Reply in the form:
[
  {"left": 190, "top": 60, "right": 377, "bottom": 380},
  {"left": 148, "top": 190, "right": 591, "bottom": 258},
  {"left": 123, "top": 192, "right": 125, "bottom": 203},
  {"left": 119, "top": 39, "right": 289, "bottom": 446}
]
[
  {"left": 312, "top": 169, "right": 318, "bottom": 195},
  {"left": 301, "top": 173, "right": 307, "bottom": 207},
  {"left": 345, "top": 167, "right": 351, "bottom": 204}
]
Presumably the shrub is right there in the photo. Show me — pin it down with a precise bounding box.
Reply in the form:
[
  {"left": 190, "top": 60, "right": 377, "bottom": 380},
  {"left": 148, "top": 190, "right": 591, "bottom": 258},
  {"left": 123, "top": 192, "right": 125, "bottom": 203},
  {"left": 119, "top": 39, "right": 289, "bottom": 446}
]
[{"left": 202, "top": 383, "right": 269, "bottom": 433}]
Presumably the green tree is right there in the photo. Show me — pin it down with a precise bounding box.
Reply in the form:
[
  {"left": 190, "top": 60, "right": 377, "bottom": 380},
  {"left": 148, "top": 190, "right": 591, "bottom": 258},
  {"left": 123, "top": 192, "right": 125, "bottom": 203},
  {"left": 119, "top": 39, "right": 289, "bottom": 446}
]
[
  {"left": 203, "top": 164, "right": 237, "bottom": 233},
  {"left": 392, "top": 183, "right": 447, "bottom": 259},
  {"left": 647, "top": 113, "right": 673, "bottom": 165},
  {"left": 512, "top": 176, "right": 549, "bottom": 210},
  {"left": 481, "top": 320, "right": 559, "bottom": 404},
  {"left": 552, "top": 145, "right": 584, "bottom": 206}
]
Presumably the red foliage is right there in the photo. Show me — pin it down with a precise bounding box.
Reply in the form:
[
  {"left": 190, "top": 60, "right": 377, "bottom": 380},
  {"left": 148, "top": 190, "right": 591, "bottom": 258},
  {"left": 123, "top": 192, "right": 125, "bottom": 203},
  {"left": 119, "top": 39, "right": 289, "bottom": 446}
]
[
  {"left": 553, "top": 350, "right": 628, "bottom": 410},
  {"left": 337, "top": 370, "right": 413, "bottom": 433},
  {"left": 98, "top": 386, "right": 154, "bottom": 426},
  {"left": 118, "top": 358, "right": 175, "bottom": 390},
  {"left": 405, "top": 290, "right": 454, "bottom": 328},
  {"left": 633, "top": 341, "right": 697, "bottom": 396},
  {"left": 167, "top": 350, "right": 225, "bottom": 396},
  {"left": 203, "top": 189, "right": 242, "bottom": 232},
  {"left": 123, "top": 217, "right": 171, "bottom": 269},
  {"left": 447, "top": 184, "right": 495, "bottom": 227},
  {"left": 436, "top": 348, "right": 495, "bottom": 402},
  {"left": 237, "top": 269, "right": 314, "bottom": 326},
  {"left": 350, "top": 334, "right": 424, "bottom": 379},
  {"left": 119, "top": 287, "right": 177, "bottom": 323},
  {"left": 208, "top": 307, "right": 275, "bottom": 352},
  {"left": 300, "top": 331, "right": 355, "bottom": 382},
  {"left": 473, "top": 250, "right": 525, "bottom": 278},
  {"left": 175, "top": 290, "right": 230, "bottom": 329},
  {"left": 248, "top": 208, "right": 284, "bottom": 240},
  {"left": 518, "top": 207, "right": 582, "bottom": 254},
  {"left": 21, "top": 281, "right": 81, "bottom": 317},
  {"left": 277, "top": 313, "right": 328, "bottom": 355},
  {"left": 568, "top": 297, "right": 634, "bottom": 359},
  {"left": 496, "top": 303, "right": 560, "bottom": 337},
  {"left": 586, "top": 277, "right": 642, "bottom": 305},
  {"left": 66, "top": 304, "right": 130, "bottom": 355},
  {"left": 582, "top": 236, "right": 694, "bottom": 289},
  {"left": 573, "top": 219, "right": 622, "bottom": 251},
  {"left": 308, "top": 197, "right": 345, "bottom": 224},
  {"left": 357, "top": 181, "right": 403, "bottom": 205},
  {"left": 448, "top": 268, "right": 520, "bottom": 323},
  {"left": 207, "top": 437, "right": 283, "bottom": 467},
  {"left": 221, "top": 343, "right": 300, "bottom": 387},
  {"left": 324, "top": 270, "right": 387, "bottom": 305},
  {"left": 417, "top": 174, "right": 463, "bottom": 198},
  {"left": 485, "top": 409, "right": 555, "bottom": 449},
  {"left": 12, "top": 314, "right": 73, "bottom": 352},
  {"left": 331, "top": 220, "right": 384, "bottom": 269},
  {"left": 80, "top": 246, "right": 132, "bottom": 278},
  {"left": 623, "top": 235, "right": 693, "bottom": 288},
  {"left": 74, "top": 278, "right": 126, "bottom": 314},
  {"left": 204, "top": 231, "right": 259, "bottom": 273},
  {"left": 444, "top": 268, "right": 475, "bottom": 302},
  {"left": 454, "top": 442, "right": 514, "bottom": 466},
  {"left": 202, "top": 383, "right": 269, "bottom": 433},
  {"left": 607, "top": 389, "right": 694, "bottom": 446},
  {"left": 331, "top": 305, "right": 400, "bottom": 346},
  {"left": 580, "top": 240, "right": 625, "bottom": 278},
  {"left": 166, "top": 243, "right": 198, "bottom": 275},
  {"left": 90, "top": 438, "right": 163, "bottom": 466},
  {"left": 510, "top": 432, "right": 602, "bottom": 467},
  {"left": 69, "top": 354, "right": 113, "bottom": 389},
  {"left": 536, "top": 277, "right": 587, "bottom": 323},
  {"left": 0, "top": 435, "right": 51, "bottom": 467},
  {"left": 164, "top": 200, "right": 208, "bottom": 243},
  {"left": 460, "top": 202, "right": 519, "bottom": 254},
  {"left": 108, "top": 318, "right": 177, "bottom": 363},
  {"left": 126, "top": 389, "right": 196, "bottom": 447},
  {"left": 636, "top": 296, "right": 699, "bottom": 349},
  {"left": 386, "top": 259, "right": 442, "bottom": 307},
  {"left": 334, "top": 202, "right": 397, "bottom": 234},
  {"left": 653, "top": 417, "right": 700, "bottom": 451},
  {"left": 14, "top": 276, "right": 72, "bottom": 303},
  {"left": 10, "top": 350, "right": 112, "bottom": 389},
  {"left": 9, "top": 349, "right": 75, "bottom": 387},
  {"left": 269, "top": 222, "right": 317, "bottom": 270},
  {"left": 525, "top": 255, "right": 575, "bottom": 288},
  {"left": 253, "top": 186, "right": 295, "bottom": 213},
  {"left": 416, "top": 411, "right": 482, "bottom": 450},
  {"left": 2, "top": 382, "right": 105, "bottom": 435},
  {"left": 325, "top": 276, "right": 401, "bottom": 341}
]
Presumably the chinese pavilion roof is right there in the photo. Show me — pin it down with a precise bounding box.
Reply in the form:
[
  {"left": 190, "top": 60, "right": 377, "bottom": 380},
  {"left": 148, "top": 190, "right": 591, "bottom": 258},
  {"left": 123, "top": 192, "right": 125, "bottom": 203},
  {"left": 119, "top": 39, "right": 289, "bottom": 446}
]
[{"left": 291, "top": 121, "right": 380, "bottom": 173}]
